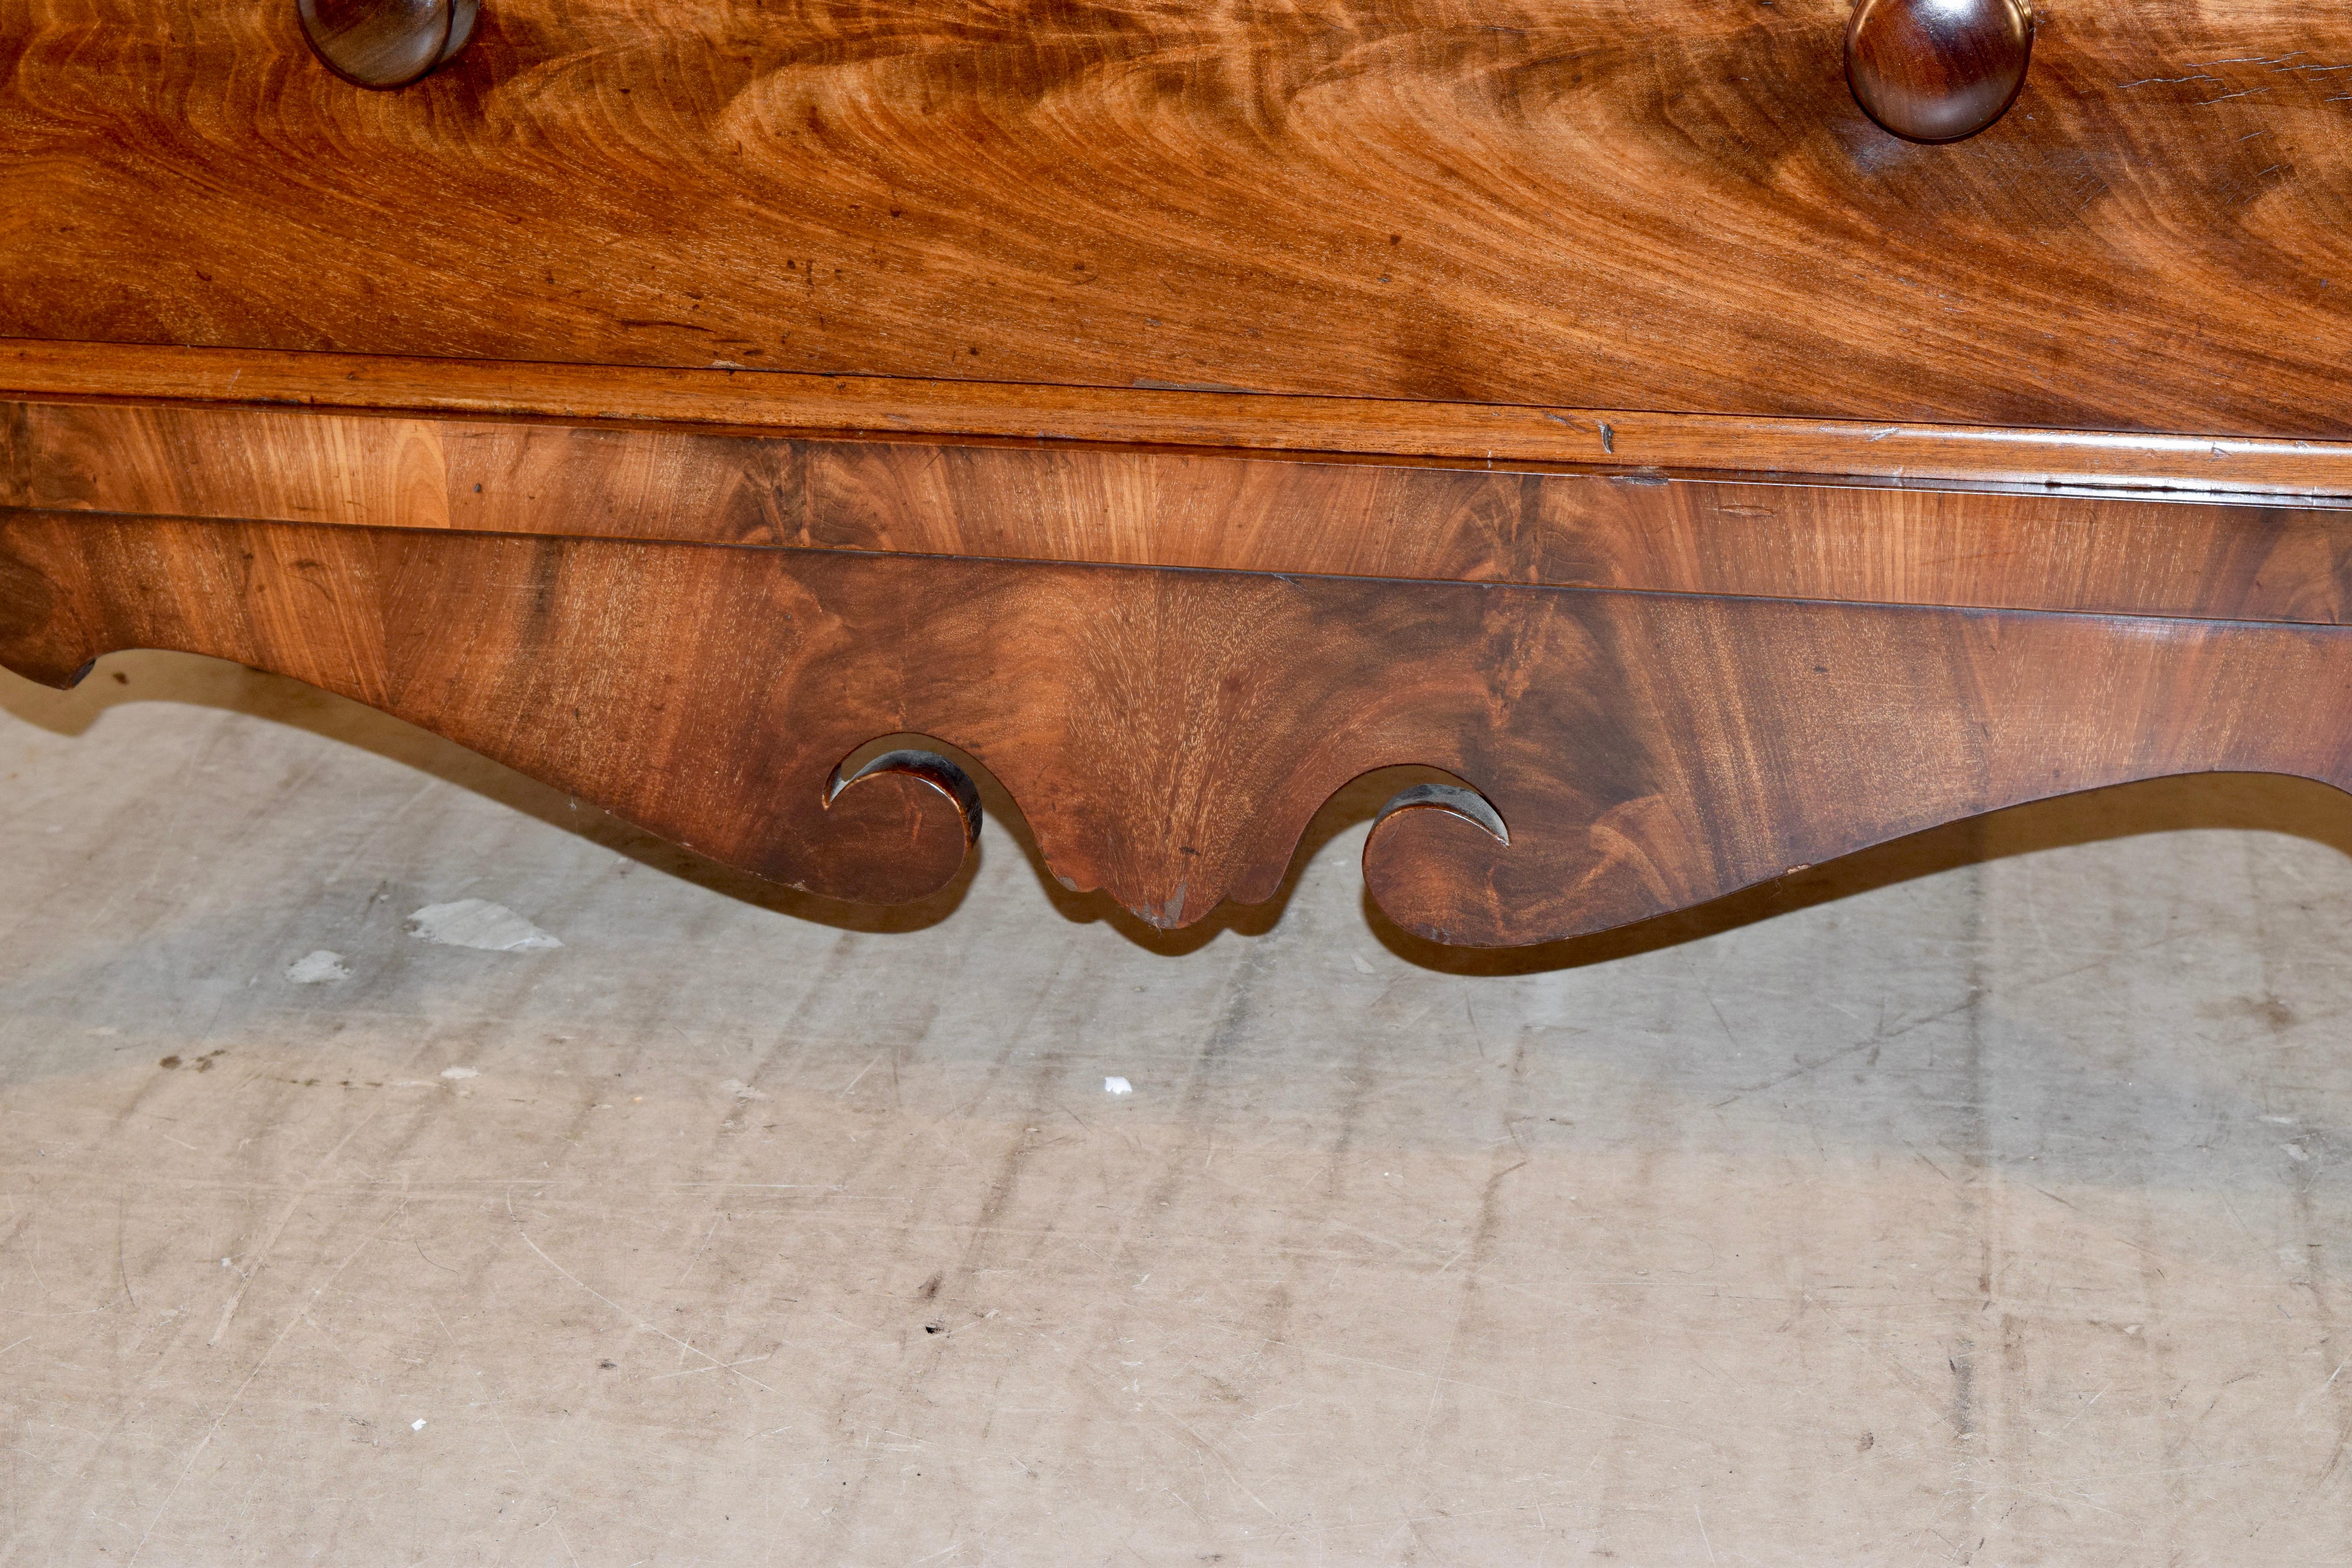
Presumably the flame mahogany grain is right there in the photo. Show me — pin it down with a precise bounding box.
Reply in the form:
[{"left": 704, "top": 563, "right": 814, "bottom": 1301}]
[
  {"left": 4, "top": 510, "right": 2349, "bottom": 945},
  {"left": 4, "top": 1, "right": 2352, "bottom": 434},
  {"left": 12, "top": 0, "right": 2351, "bottom": 950}
]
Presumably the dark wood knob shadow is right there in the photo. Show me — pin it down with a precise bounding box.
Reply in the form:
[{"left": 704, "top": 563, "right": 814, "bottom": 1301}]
[
  {"left": 298, "top": 0, "right": 479, "bottom": 89},
  {"left": 1845, "top": 0, "right": 2035, "bottom": 143}
]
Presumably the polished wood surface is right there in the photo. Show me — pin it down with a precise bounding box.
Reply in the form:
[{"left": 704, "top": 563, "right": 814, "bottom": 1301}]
[
  {"left": 13, "top": 344, "right": 2352, "bottom": 502},
  {"left": 12, "top": 0, "right": 2351, "bottom": 952},
  {"left": 5, "top": 1, "right": 2351, "bottom": 434},
  {"left": 298, "top": 0, "right": 477, "bottom": 90},
  {"left": 3, "top": 512, "right": 2348, "bottom": 946},
  {"left": 1846, "top": 0, "right": 2034, "bottom": 143},
  {"left": 15, "top": 400, "right": 2352, "bottom": 625}
]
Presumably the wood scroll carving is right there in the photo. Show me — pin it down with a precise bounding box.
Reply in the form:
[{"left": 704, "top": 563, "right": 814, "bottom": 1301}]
[{"left": 4, "top": 510, "right": 2349, "bottom": 946}]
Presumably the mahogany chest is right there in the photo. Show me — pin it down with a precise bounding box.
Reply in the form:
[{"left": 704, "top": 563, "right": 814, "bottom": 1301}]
[{"left": 5, "top": 0, "right": 2351, "bottom": 944}]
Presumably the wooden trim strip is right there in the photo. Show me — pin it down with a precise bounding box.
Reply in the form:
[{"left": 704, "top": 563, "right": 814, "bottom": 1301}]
[
  {"left": 9, "top": 339, "right": 2352, "bottom": 501},
  {"left": 14, "top": 401, "right": 2352, "bottom": 627}
]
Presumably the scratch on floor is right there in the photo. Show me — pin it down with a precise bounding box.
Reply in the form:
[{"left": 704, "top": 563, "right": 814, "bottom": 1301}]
[
  {"left": 129, "top": 1195, "right": 404, "bottom": 1566},
  {"left": 209, "top": 1103, "right": 385, "bottom": 1346},
  {"left": 506, "top": 1191, "right": 775, "bottom": 1393}
]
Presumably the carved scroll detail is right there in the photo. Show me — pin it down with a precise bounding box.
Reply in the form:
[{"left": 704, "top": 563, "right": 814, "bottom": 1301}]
[
  {"left": 1372, "top": 782, "right": 1510, "bottom": 846},
  {"left": 816, "top": 748, "right": 984, "bottom": 904},
  {"left": 4, "top": 510, "right": 2350, "bottom": 946}
]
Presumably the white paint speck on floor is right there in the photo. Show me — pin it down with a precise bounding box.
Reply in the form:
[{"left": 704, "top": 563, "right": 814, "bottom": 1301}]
[
  {"left": 284, "top": 949, "right": 350, "bottom": 984},
  {"left": 405, "top": 898, "right": 563, "bottom": 953}
]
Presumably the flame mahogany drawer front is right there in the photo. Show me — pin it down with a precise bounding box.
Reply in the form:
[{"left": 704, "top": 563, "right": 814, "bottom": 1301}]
[{"left": 5, "top": 0, "right": 2352, "bottom": 945}]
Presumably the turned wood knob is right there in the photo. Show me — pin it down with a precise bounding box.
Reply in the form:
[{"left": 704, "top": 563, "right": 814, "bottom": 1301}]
[
  {"left": 298, "top": 0, "right": 479, "bottom": 89},
  {"left": 1845, "top": 0, "right": 2035, "bottom": 143}
]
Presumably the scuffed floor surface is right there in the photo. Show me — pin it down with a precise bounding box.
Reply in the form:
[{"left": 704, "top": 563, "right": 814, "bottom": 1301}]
[{"left": 2, "top": 652, "right": 2349, "bottom": 1566}]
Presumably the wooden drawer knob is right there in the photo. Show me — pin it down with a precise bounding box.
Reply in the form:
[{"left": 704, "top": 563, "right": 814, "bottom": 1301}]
[
  {"left": 298, "top": 0, "right": 478, "bottom": 89},
  {"left": 1845, "top": 0, "right": 2035, "bottom": 142}
]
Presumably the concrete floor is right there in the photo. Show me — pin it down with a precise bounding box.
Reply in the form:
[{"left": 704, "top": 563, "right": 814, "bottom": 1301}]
[{"left": 1, "top": 650, "right": 2348, "bottom": 1566}]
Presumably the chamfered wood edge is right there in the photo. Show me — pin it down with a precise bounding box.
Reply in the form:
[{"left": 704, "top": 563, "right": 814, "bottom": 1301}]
[{"left": 12, "top": 339, "right": 2352, "bottom": 503}]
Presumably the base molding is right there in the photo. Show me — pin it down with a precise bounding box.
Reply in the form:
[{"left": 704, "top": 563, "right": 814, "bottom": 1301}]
[{"left": 4, "top": 509, "right": 2345, "bottom": 946}]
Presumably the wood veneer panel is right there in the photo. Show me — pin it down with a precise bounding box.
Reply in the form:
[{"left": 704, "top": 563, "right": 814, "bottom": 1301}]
[
  {"left": 15, "top": 401, "right": 2352, "bottom": 625},
  {"left": 4, "top": 511, "right": 2349, "bottom": 945},
  {"left": 3, "top": 4, "right": 2350, "bottom": 434}
]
